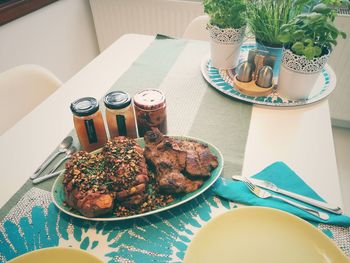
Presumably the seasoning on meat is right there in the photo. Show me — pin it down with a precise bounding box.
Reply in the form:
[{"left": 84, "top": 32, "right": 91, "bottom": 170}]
[
  {"left": 63, "top": 151, "right": 114, "bottom": 218},
  {"left": 102, "top": 137, "right": 149, "bottom": 207}
]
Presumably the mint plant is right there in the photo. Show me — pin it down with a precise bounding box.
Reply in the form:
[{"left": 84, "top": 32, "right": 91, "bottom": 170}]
[{"left": 204, "top": 0, "right": 247, "bottom": 29}]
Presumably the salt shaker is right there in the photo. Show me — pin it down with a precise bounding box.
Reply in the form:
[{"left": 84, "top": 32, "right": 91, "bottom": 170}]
[{"left": 236, "top": 61, "right": 253, "bottom": 82}]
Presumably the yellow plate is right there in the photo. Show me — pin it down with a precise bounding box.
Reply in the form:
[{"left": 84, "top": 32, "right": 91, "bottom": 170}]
[
  {"left": 184, "top": 207, "right": 349, "bottom": 263},
  {"left": 8, "top": 247, "right": 103, "bottom": 263}
]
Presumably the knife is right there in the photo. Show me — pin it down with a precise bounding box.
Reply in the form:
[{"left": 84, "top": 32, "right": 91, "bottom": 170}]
[{"left": 232, "top": 175, "right": 343, "bottom": 215}]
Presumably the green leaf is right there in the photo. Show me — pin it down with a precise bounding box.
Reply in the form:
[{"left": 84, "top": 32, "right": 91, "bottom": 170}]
[
  {"left": 307, "top": 12, "right": 323, "bottom": 22},
  {"left": 340, "top": 31, "right": 347, "bottom": 39},
  {"left": 293, "top": 30, "right": 305, "bottom": 39},
  {"left": 312, "top": 3, "right": 332, "bottom": 14},
  {"left": 280, "top": 24, "right": 289, "bottom": 32},
  {"left": 330, "top": 39, "right": 338, "bottom": 46},
  {"left": 330, "top": 30, "right": 339, "bottom": 39},
  {"left": 314, "top": 46, "right": 322, "bottom": 57},
  {"left": 278, "top": 32, "right": 290, "bottom": 43},
  {"left": 304, "top": 38, "right": 314, "bottom": 46},
  {"left": 292, "top": 42, "right": 305, "bottom": 54},
  {"left": 304, "top": 46, "right": 316, "bottom": 59}
]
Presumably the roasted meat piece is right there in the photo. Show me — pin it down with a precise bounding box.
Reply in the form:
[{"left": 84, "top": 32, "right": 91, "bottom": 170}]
[
  {"left": 63, "top": 137, "right": 150, "bottom": 217},
  {"left": 179, "top": 141, "right": 219, "bottom": 177},
  {"left": 63, "top": 151, "right": 115, "bottom": 218},
  {"left": 158, "top": 171, "right": 203, "bottom": 193},
  {"left": 144, "top": 128, "right": 218, "bottom": 194},
  {"left": 102, "top": 137, "right": 149, "bottom": 207}
]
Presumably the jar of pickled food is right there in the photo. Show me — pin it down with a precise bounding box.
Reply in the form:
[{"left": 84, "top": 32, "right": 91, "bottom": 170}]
[
  {"left": 70, "top": 97, "right": 108, "bottom": 152},
  {"left": 104, "top": 91, "right": 137, "bottom": 138},
  {"left": 133, "top": 89, "right": 167, "bottom": 137}
]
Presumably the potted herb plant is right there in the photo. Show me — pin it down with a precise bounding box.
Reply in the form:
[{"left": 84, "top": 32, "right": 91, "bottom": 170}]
[
  {"left": 277, "top": 1, "right": 347, "bottom": 100},
  {"left": 246, "top": 0, "right": 313, "bottom": 77},
  {"left": 204, "top": 0, "right": 247, "bottom": 69}
]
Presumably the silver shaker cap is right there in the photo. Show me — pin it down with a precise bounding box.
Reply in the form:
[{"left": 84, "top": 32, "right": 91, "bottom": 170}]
[
  {"left": 236, "top": 61, "right": 253, "bottom": 82},
  {"left": 256, "top": 66, "right": 273, "bottom": 88}
]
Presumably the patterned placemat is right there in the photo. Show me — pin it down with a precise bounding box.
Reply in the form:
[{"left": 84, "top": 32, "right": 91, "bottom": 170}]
[{"left": 1, "top": 188, "right": 349, "bottom": 262}]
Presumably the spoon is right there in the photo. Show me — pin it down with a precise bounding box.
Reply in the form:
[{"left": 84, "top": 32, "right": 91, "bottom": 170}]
[
  {"left": 48, "top": 146, "right": 77, "bottom": 174},
  {"left": 32, "top": 169, "right": 65, "bottom": 185},
  {"left": 30, "top": 136, "right": 73, "bottom": 179}
]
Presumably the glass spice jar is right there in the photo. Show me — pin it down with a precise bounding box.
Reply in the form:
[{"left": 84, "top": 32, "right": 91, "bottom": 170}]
[
  {"left": 70, "top": 97, "right": 108, "bottom": 152},
  {"left": 133, "top": 89, "right": 167, "bottom": 137},
  {"left": 104, "top": 91, "right": 137, "bottom": 139}
]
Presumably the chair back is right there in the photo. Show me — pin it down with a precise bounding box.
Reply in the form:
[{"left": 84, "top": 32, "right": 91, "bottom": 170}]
[
  {"left": 183, "top": 15, "right": 210, "bottom": 41},
  {"left": 0, "top": 64, "right": 62, "bottom": 135}
]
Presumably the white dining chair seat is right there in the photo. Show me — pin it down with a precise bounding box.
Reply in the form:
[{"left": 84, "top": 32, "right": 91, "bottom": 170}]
[
  {"left": 0, "top": 64, "right": 62, "bottom": 135},
  {"left": 183, "top": 14, "right": 210, "bottom": 41}
]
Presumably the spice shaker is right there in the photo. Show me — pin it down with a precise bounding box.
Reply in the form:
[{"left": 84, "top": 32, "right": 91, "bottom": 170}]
[
  {"left": 236, "top": 61, "right": 253, "bottom": 82},
  {"left": 133, "top": 89, "right": 167, "bottom": 137},
  {"left": 256, "top": 66, "right": 273, "bottom": 88},
  {"left": 70, "top": 97, "right": 108, "bottom": 152},
  {"left": 104, "top": 91, "right": 137, "bottom": 139}
]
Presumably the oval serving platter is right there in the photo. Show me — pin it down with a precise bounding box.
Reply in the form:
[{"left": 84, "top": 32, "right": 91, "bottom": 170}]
[
  {"left": 201, "top": 43, "right": 336, "bottom": 107},
  {"left": 52, "top": 136, "right": 223, "bottom": 221}
]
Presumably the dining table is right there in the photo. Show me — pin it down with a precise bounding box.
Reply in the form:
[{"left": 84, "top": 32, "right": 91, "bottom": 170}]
[{"left": 0, "top": 33, "right": 347, "bottom": 262}]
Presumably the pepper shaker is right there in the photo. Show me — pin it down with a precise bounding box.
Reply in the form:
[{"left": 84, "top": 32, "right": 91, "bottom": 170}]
[{"left": 256, "top": 66, "right": 273, "bottom": 88}]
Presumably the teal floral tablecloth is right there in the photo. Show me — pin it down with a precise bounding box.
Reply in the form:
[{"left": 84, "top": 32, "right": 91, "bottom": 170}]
[{"left": 0, "top": 187, "right": 235, "bottom": 262}]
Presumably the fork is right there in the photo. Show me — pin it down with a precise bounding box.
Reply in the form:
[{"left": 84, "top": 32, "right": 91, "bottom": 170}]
[{"left": 242, "top": 176, "right": 329, "bottom": 221}]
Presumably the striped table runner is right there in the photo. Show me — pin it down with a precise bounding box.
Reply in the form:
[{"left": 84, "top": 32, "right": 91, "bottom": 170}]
[{"left": 0, "top": 35, "right": 252, "bottom": 263}]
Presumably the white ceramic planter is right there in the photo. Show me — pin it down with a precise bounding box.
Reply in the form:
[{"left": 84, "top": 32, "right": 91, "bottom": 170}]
[
  {"left": 278, "top": 49, "right": 330, "bottom": 100},
  {"left": 207, "top": 24, "right": 245, "bottom": 69}
]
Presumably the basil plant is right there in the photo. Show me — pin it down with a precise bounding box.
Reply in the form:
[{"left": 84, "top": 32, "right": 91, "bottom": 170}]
[{"left": 278, "top": 0, "right": 347, "bottom": 59}]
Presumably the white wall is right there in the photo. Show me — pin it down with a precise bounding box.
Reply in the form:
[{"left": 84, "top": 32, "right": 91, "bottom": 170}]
[
  {"left": 90, "top": 0, "right": 204, "bottom": 51},
  {"left": 0, "top": 0, "right": 99, "bottom": 82},
  {"left": 328, "top": 14, "right": 350, "bottom": 128}
]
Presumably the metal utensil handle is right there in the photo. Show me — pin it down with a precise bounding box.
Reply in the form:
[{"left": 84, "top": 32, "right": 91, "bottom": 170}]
[
  {"left": 31, "top": 152, "right": 60, "bottom": 179},
  {"left": 273, "top": 195, "right": 329, "bottom": 221},
  {"left": 231, "top": 175, "right": 343, "bottom": 215},
  {"left": 277, "top": 188, "right": 343, "bottom": 214},
  {"left": 32, "top": 169, "right": 65, "bottom": 184},
  {"left": 49, "top": 156, "right": 69, "bottom": 174}
]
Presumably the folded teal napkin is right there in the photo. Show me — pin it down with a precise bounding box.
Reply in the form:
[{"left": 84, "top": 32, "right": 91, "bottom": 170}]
[{"left": 213, "top": 162, "right": 350, "bottom": 226}]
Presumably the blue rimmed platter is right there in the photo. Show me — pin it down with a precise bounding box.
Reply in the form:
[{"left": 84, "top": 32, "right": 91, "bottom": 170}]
[
  {"left": 201, "top": 44, "right": 336, "bottom": 107},
  {"left": 52, "top": 136, "right": 223, "bottom": 221}
]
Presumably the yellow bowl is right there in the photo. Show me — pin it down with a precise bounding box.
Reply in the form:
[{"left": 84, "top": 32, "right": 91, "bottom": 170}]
[{"left": 8, "top": 247, "right": 103, "bottom": 263}]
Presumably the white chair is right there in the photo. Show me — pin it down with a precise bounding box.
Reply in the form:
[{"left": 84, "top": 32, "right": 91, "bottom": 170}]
[
  {"left": 0, "top": 64, "right": 62, "bottom": 135},
  {"left": 183, "top": 14, "right": 210, "bottom": 41}
]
